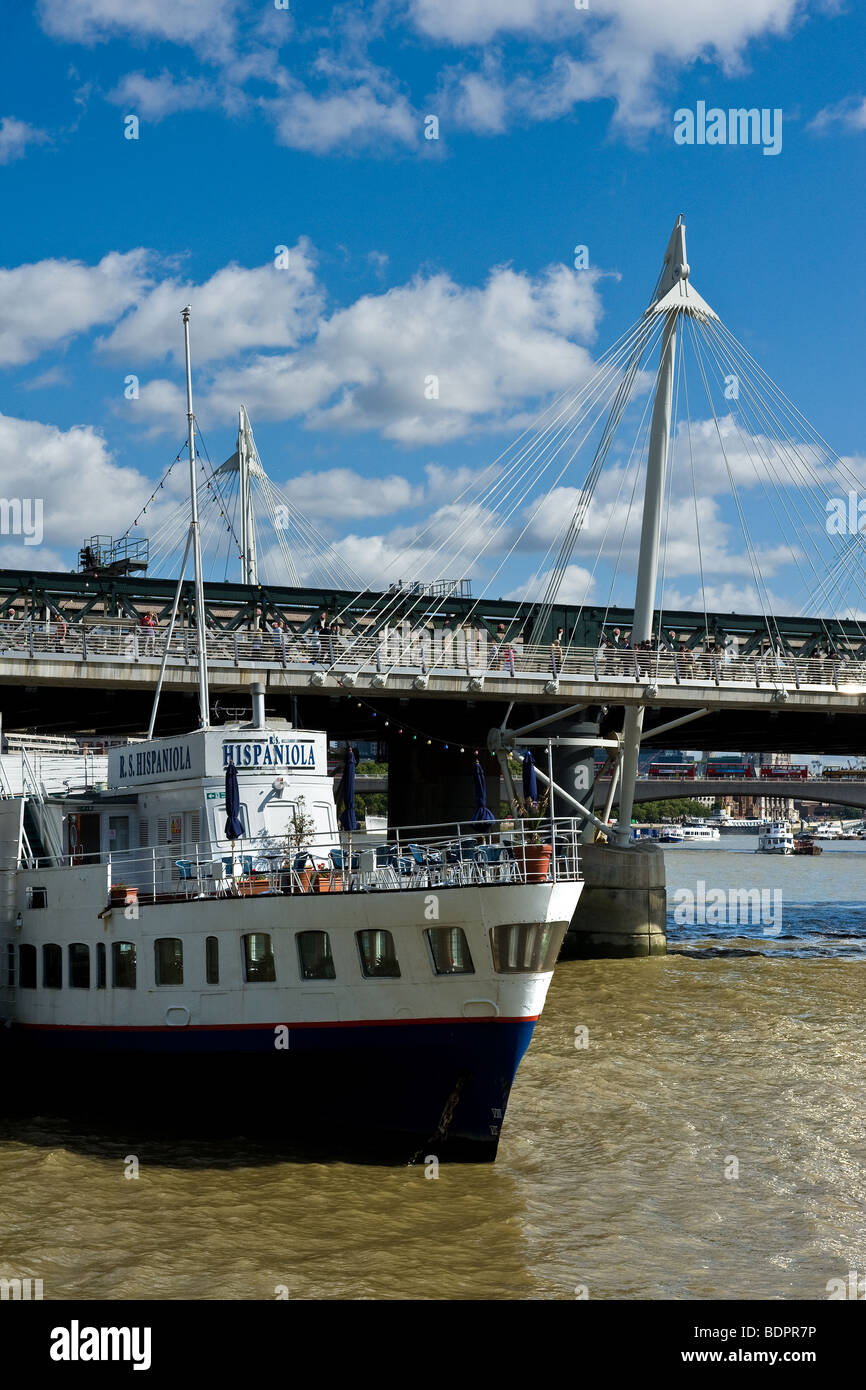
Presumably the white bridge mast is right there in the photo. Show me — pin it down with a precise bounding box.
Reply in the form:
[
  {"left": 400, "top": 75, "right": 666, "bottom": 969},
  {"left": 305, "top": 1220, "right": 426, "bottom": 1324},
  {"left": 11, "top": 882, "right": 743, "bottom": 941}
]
[
  {"left": 238, "top": 405, "right": 258, "bottom": 587},
  {"left": 615, "top": 216, "right": 717, "bottom": 843}
]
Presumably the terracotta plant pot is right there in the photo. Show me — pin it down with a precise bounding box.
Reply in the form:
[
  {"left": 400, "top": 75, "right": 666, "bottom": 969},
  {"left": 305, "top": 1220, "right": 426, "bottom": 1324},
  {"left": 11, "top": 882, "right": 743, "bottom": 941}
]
[
  {"left": 110, "top": 885, "right": 138, "bottom": 907},
  {"left": 313, "top": 872, "right": 341, "bottom": 893},
  {"left": 516, "top": 843, "right": 553, "bottom": 883}
]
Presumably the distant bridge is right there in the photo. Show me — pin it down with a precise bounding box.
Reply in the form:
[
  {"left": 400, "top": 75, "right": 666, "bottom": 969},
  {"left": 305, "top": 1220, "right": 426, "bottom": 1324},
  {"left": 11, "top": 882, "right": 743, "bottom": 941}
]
[{"left": 602, "top": 776, "right": 866, "bottom": 811}]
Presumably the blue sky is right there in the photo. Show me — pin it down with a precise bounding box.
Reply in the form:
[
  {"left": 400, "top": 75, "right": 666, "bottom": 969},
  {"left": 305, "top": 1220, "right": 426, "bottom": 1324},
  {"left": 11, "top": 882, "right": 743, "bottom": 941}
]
[{"left": 1, "top": 0, "right": 865, "bottom": 620}]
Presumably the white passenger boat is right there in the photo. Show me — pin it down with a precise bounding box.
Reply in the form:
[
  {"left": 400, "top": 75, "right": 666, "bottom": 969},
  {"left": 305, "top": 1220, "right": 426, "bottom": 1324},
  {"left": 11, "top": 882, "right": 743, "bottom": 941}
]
[
  {"left": 756, "top": 821, "right": 794, "bottom": 854},
  {"left": 0, "top": 309, "right": 582, "bottom": 1162},
  {"left": 0, "top": 700, "right": 582, "bottom": 1159},
  {"left": 680, "top": 821, "right": 721, "bottom": 841},
  {"left": 657, "top": 826, "right": 685, "bottom": 843}
]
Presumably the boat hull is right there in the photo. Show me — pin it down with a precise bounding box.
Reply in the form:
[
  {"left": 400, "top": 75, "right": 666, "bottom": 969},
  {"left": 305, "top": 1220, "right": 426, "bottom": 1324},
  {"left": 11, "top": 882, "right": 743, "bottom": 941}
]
[{"left": 0, "top": 1015, "right": 536, "bottom": 1161}]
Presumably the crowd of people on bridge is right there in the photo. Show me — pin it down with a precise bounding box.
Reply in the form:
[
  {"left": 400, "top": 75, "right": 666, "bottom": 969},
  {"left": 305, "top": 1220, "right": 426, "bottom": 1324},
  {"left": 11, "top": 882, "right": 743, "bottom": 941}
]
[{"left": 0, "top": 606, "right": 861, "bottom": 686}]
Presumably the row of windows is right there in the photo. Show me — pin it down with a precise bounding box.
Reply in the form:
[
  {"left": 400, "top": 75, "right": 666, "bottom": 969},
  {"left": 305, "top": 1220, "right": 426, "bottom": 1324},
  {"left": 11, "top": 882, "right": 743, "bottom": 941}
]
[{"left": 6, "top": 923, "right": 560, "bottom": 989}]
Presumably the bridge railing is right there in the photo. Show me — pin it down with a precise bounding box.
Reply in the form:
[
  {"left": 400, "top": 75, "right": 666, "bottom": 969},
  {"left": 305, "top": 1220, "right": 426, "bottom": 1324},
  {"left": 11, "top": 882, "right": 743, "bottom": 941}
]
[{"left": 2, "top": 620, "right": 864, "bottom": 692}]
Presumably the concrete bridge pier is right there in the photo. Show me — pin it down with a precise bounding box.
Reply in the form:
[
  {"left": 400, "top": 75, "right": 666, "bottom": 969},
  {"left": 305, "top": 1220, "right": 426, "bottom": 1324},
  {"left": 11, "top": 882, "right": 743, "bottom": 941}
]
[
  {"left": 562, "top": 839, "right": 667, "bottom": 959},
  {"left": 544, "top": 711, "right": 667, "bottom": 959}
]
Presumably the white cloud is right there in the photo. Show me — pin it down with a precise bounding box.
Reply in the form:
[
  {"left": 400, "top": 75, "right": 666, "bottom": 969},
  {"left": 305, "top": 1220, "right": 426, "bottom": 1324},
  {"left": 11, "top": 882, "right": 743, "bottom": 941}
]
[
  {"left": 37, "top": 0, "right": 238, "bottom": 51},
  {"left": 200, "top": 262, "right": 606, "bottom": 443},
  {"left": 283, "top": 468, "right": 423, "bottom": 518},
  {"left": 107, "top": 71, "right": 220, "bottom": 121},
  {"left": 264, "top": 83, "right": 418, "bottom": 155},
  {"left": 0, "top": 251, "right": 150, "bottom": 366},
  {"left": 39, "top": 0, "right": 815, "bottom": 152},
  {"left": 509, "top": 562, "right": 596, "bottom": 604},
  {"left": 809, "top": 94, "right": 866, "bottom": 134},
  {"left": 99, "top": 240, "right": 323, "bottom": 364},
  {"left": 420, "top": 0, "right": 805, "bottom": 131},
  {"left": 0, "top": 411, "right": 151, "bottom": 551},
  {"left": 0, "top": 116, "right": 50, "bottom": 164}
]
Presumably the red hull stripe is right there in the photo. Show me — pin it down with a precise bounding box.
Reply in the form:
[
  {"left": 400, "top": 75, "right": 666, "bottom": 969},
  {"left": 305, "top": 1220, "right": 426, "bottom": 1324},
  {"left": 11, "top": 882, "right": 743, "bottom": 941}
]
[{"left": 16, "top": 1015, "right": 539, "bottom": 1032}]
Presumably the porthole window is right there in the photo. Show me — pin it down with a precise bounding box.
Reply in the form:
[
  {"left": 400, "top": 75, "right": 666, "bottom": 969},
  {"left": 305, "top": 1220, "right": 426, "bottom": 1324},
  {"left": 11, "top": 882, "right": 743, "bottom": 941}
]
[
  {"left": 96, "top": 942, "right": 106, "bottom": 989},
  {"left": 426, "top": 927, "right": 474, "bottom": 975},
  {"left": 19, "top": 944, "right": 36, "bottom": 988},
  {"left": 296, "top": 931, "right": 336, "bottom": 980},
  {"left": 112, "top": 941, "right": 137, "bottom": 989},
  {"left": 488, "top": 923, "right": 565, "bottom": 974},
  {"left": 206, "top": 936, "right": 219, "bottom": 985},
  {"left": 154, "top": 938, "right": 183, "bottom": 986},
  {"left": 68, "top": 943, "right": 90, "bottom": 989},
  {"left": 242, "top": 933, "right": 275, "bottom": 983},
  {"left": 356, "top": 929, "right": 400, "bottom": 978},
  {"left": 43, "top": 943, "right": 62, "bottom": 989}
]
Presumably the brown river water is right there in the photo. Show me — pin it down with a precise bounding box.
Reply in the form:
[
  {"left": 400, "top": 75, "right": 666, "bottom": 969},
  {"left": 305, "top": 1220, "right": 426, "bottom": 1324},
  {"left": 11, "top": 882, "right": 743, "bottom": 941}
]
[{"left": 1, "top": 842, "right": 864, "bottom": 1301}]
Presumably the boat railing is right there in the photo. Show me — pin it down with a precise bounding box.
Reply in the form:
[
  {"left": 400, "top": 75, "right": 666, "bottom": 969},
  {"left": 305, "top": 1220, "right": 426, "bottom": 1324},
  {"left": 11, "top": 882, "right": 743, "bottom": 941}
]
[
  {"left": 2, "top": 618, "right": 865, "bottom": 694},
  {"left": 27, "top": 818, "right": 582, "bottom": 899}
]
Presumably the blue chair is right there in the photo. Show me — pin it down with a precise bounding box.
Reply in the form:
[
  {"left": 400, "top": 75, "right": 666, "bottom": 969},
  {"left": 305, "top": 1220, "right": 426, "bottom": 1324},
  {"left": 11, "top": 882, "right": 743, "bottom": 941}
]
[{"left": 408, "top": 842, "right": 443, "bottom": 868}]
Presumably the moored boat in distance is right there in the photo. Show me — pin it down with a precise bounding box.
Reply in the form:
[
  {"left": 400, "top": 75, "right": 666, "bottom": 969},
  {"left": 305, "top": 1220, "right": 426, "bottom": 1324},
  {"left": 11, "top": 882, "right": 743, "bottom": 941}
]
[
  {"left": 680, "top": 820, "right": 721, "bottom": 842},
  {"left": 756, "top": 821, "right": 794, "bottom": 854},
  {"left": 793, "top": 834, "right": 823, "bottom": 856}
]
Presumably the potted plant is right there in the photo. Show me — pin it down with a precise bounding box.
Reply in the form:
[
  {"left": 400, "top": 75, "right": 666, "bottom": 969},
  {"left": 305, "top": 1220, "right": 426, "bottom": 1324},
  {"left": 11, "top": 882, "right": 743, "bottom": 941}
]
[
  {"left": 285, "top": 796, "right": 318, "bottom": 893},
  {"left": 312, "top": 860, "right": 342, "bottom": 893},
  {"left": 110, "top": 882, "right": 138, "bottom": 907},
  {"left": 512, "top": 789, "right": 553, "bottom": 882}
]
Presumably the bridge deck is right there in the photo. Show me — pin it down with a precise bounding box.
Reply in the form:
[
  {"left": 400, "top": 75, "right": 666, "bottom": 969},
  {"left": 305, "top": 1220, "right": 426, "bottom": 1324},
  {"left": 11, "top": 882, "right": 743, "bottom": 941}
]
[{"left": 1, "top": 625, "right": 864, "bottom": 714}]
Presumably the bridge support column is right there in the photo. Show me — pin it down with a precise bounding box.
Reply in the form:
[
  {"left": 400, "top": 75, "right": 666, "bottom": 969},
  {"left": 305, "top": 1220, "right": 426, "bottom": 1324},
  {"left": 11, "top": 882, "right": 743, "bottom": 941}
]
[
  {"left": 387, "top": 735, "right": 487, "bottom": 831},
  {"left": 563, "top": 839, "right": 667, "bottom": 958},
  {"left": 549, "top": 716, "right": 601, "bottom": 843}
]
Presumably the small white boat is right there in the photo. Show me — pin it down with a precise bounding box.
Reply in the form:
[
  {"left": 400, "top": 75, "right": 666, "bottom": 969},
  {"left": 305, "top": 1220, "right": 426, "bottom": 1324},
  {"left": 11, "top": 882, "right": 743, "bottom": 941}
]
[
  {"left": 657, "top": 826, "right": 685, "bottom": 843},
  {"left": 756, "top": 821, "right": 794, "bottom": 854},
  {"left": 680, "top": 822, "right": 721, "bottom": 841}
]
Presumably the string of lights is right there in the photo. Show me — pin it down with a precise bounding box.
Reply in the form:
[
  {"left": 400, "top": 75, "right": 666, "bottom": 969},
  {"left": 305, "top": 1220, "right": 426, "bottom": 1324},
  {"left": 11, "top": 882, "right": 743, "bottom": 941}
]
[
  {"left": 341, "top": 694, "right": 492, "bottom": 760},
  {"left": 124, "top": 442, "right": 188, "bottom": 536}
]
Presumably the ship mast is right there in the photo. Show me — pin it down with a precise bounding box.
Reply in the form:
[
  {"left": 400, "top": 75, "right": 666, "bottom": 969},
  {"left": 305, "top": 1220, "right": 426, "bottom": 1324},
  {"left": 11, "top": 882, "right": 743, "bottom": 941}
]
[{"left": 182, "top": 306, "right": 210, "bottom": 729}]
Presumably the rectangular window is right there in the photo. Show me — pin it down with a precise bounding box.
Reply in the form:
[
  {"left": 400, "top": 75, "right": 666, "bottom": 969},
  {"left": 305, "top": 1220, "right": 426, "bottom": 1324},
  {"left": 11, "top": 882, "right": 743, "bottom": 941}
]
[
  {"left": 19, "top": 944, "right": 36, "bottom": 988},
  {"left": 296, "top": 931, "right": 336, "bottom": 980},
  {"left": 43, "top": 943, "right": 62, "bottom": 988},
  {"left": 488, "top": 923, "right": 565, "bottom": 974},
  {"left": 356, "top": 929, "right": 400, "bottom": 978},
  {"left": 96, "top": 941, "right": 106, "bottom": 989},
  {"left": 154, "top": 938, "right": 183, "bottom": 986},
  {"left": 6, "top": 942, "right": 15, "bottom": 988},
  {"left": 112, "top": 941, "right": 137, "bottom": 988},
  {"left": 206, "top": 936, "right": 219, "bottom": 985},
  {"left": 26, "top": 886, "right": 47, "bottom": 909},
  {"left": 242, "top": 933, "right": 275, "bottom": 983},
  {"left": 68, "top": 943, "right": 90, "bottom": 989},
  {"left": 426, "top": 927, "right": 474, "bottom": 975}
]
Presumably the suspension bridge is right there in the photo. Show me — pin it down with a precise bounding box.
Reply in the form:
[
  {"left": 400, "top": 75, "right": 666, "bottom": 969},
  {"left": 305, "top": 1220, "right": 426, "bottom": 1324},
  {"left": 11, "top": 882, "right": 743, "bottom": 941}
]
[{"left": 2, "top": 216, "right": 864, "bottom": 954}]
